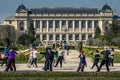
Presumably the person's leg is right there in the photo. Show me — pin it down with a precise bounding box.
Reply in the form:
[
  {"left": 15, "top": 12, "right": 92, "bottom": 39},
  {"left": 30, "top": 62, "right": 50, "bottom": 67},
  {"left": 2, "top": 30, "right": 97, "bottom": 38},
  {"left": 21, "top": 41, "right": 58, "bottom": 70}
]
[
  {"left": 81, "top": 64, "right": 84, "bottom": 72},
  {"left": 34, "top": 58, "right": 38, "bottom": 67},
  {"left": 12, "top": 59, "right": 16, "bottom": 71},
  {"left": 44, "top": 59, "right": 49, "bottom": 71},
  {"left": 111, "top": 59, "right": 114, "bottom": 66},
  {"left": 55, "top": 57, "right": 60, "bottom": 67},
  {"left": 91, "top": 60, "right": 95, "bottom": 69},
  {"left": 77, "top": 64, "right": 81, "bottom": 72},
  {"left": 49, "top": 60, "right": 53, "bottom": 71},
  {"left": 97, "top": 60, "right": 105, "bottom": 72},
  {"left": 60, "top": 56, "right": 63, "bottom": 68},
  {"left": 5, "top": 60, "right": 12, "bottom": 71},
  {"left": 106, "top": 60, "right": 110, "bottom": 72}
]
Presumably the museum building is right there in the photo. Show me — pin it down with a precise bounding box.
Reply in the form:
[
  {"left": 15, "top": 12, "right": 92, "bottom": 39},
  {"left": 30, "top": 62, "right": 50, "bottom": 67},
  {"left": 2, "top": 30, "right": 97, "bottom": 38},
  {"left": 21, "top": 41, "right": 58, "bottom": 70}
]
[{"left": 3, "top": 4, "right": 113, "bottom": 45}]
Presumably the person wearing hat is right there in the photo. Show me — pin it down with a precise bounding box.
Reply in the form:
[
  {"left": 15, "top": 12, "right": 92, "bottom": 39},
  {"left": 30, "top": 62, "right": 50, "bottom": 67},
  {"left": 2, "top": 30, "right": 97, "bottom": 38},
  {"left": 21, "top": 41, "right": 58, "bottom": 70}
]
[{"left": 97, "top": 47, "right": 111, "bottom": 72}]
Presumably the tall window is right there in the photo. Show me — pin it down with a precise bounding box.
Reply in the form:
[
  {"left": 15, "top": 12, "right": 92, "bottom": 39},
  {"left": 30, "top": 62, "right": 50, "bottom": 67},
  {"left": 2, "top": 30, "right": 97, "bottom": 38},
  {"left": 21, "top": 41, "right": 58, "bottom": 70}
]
[
  {"left": 88, "top": 20, "right": 92, "bottom": 28},
  {"left": 42, "top": 20, "right": 47, "bottom": 28},
  {"left": 68, "top": 20, "right": 72, "bottom": 28},
  {"left": 94, "top": 20, "right": 98, "bottom": 28},
  {"left": 81, "top": 20, "right": 86, "bottom": 28},
  {"left": 36, "top": 20, "right": 40, "bottom": 28},
  {"left": 62, "top": 34, "right": 66, "bottom": 40},
  {"left": 55, "top": 20, "right": 60, "bottom": 28},
  {"left": 75, "top": 20, "right": 79, "bottom": 28},
  {"left": 56, "top": 34, "right": 59, "bottom": 40},
  {"left": 75, "top": 34, "right": 79, "bottom": 40},
  {"left": 62, "top": 20, "right": 66, "bottom": 27},
  {"left": 36, "top": 34, "right": 40, "bottom": 39},
  {"left": 69, "top": 34, "right": 73, "bottom": 40},
  {"left": 88, "top": 34, "right": 92, "bottom": 39},
  {"left": 19, "top": 21, "right": 24, "bottom": 31},
  {"left": 82, "top": 34, "right": 86, "bottom": 40},
  {"left": 49, "top": 20, "right": 53, "bottom": 28},
  {"left": 43, "top": 34, "right": 47, "bottom": 40},
  {"left": 49, "top": 34, "right": 53, "bottom": 40}
]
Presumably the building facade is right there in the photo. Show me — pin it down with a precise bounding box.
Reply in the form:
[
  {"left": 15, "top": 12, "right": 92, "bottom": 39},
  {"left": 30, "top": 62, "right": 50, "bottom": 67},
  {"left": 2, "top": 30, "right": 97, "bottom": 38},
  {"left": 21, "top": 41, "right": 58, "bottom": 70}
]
[{"left": 4, "top": 4, "right": 113, "bottom": 45}]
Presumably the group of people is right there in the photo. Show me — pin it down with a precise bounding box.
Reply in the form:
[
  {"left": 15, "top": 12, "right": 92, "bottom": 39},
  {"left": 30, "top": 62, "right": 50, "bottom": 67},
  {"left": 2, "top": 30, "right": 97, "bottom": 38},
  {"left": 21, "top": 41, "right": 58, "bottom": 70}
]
[
  {"left": 91, "top": 47, "right": 115, "bottom": 72},
  {"left": 40, "top": 45, "right": 66, "bottom": 72},
  {"left": 0, "top": 44, "right": 115, "bottom": 72},
  {"left": 0, "top": 47, "right": 18, "bottom": 71},
  {"left": 76, "top": 46, "right": 115, "bottom": 72},
  {"left": 25, "top": 47, "right": 38, "bottom": 68}
]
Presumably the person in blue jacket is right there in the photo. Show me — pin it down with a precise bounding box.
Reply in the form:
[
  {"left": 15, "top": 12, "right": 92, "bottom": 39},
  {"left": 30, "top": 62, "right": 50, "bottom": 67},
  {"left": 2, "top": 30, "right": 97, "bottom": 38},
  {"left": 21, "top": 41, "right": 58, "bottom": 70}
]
[
  {"left": 77, "top": 50, "right": 87, "bottom": 72},
  {"left": 1, "top": 46, "right": 10, "bottom": 66}
]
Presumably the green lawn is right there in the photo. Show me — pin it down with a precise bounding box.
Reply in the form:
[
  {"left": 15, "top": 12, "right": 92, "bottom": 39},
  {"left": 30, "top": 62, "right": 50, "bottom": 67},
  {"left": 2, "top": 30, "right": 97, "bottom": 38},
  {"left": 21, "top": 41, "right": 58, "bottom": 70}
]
[{"left": 0, "top": 71, "right": 120, "bottom": 78}]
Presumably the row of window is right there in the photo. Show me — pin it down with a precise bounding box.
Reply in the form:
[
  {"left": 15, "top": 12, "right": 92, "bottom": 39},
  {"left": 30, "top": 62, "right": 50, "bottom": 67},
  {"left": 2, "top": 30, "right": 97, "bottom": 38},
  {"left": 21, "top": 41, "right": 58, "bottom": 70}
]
[
  {"left": 32, "top": 20, "right": 99, "bottom": 28},
  {"left": 36, "top": 34, "right": 93, "bottom": 41}
]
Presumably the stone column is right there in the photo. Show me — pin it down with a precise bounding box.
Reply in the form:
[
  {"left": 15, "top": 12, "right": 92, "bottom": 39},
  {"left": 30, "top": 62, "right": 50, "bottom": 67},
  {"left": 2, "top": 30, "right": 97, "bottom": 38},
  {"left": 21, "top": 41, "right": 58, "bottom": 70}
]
[
  {"left": 53, "top": 20, "right": 55, "bottom": 32},
  {"left": 47, "top": 34, "right": 49, "bottom": 42},
  {"left": 66, "top": 34, "right": 69, "bottom": 41},
  {"left": 40, "top": 21, "right": 42, "bottom": 32},
  {"left": 80, "top": 34, "right": 82, "bottom": 41},
  {"left": 60, "top": 33, "right": 62, "bottom": 41},
  {"left": 86, "top": 20, "right": 88, "bottom": 32},
  {"left": 60, "top": 20, "right": 62, "bottom": 32},
  {"left": 53, "top": 34, "right": 56, "bottom": 42},
  {"left": 47, "top": 20, "right": 49, "bottom": 32},
  {"left": 73, "top": 34, "right": 75, "bottom": 42},
  {"left": 92, "top": 20, "right": 94, "bottom": 32},
  {"left": 40, "top": 34, "right": 43, "bottom": 41},
  {"left": 34, "top": 20, "right": 36, "bottom": 28},
  {"left": 79, "top": 20, "right": 81, "bottom": 31},
  {"left": 73, "top": 20, "right": 75, "bottom": 32},
  {"left": 86, "top": 33, "right": 88, "bottom": 41}
]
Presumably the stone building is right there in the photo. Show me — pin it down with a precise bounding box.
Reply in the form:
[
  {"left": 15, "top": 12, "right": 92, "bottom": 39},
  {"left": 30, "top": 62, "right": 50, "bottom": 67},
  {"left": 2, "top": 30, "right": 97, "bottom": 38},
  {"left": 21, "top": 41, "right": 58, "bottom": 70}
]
[{"left": 3, "top": 4, "right": 114, "bottom": 45}]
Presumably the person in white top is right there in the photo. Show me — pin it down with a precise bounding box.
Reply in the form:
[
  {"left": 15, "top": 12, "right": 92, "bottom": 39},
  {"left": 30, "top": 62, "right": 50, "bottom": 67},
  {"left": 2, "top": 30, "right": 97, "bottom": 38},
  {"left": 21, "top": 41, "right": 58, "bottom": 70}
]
[
  {"left": 25, "top": 48, "right": 33, "bottom": 67},
  {"left": 54, "top": 46, "right": 65, "bottom": 68},
  {"left": 31, "top": 48, "right": 38, "bottom": 68}
]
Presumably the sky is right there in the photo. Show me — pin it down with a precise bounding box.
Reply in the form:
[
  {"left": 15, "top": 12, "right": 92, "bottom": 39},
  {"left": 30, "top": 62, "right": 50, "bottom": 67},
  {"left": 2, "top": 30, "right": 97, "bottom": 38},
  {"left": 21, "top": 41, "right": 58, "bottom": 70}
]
[{"left": 0, "top": 0, "right": 120, "bottom": 21}]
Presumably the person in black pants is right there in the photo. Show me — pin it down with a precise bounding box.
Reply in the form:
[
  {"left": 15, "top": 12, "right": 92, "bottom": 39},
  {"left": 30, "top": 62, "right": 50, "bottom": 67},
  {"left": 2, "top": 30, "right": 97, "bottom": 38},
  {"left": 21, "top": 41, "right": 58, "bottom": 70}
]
[
  {"left": 97, "top": 47, "right": 111, "bottom": 72},
  {"left": 54, "top": 47, "right": 64, "bottom": 68},
  {"left": 5, "top": 48, "right": 18, "bottom": 72},
  {"left": 44, "top": 48, "right": 54, "bottom": 71},
  {"left": 91, "top": 50, "right": 100, "bottom": 69}
]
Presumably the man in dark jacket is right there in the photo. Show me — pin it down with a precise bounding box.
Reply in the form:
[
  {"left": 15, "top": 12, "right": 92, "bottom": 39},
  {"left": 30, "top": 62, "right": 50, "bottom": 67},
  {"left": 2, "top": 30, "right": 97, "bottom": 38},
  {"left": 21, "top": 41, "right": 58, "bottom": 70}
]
[
  {"left": 44, "top": 48, "right": 54, "bottom": 71},
  {"left": 97, "top": 47, "right": 111, "bottom": 72}
]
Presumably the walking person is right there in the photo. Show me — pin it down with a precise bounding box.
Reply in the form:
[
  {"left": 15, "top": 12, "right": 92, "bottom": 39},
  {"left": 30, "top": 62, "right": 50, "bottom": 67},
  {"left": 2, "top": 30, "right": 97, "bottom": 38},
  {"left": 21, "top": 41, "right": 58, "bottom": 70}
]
[
  {"left": 91, "top": 50, "right": 100, "bottom": 69},
  {"left": 97, "top": 47, "right": 111, "bottom": 72},
  {"left": 31, "top": 48, "right": 38, "bottom": 68},
  {"left": 54, "top": 46, "right": 65, "bottom": 68},
  {"left": 5, "top": 47, "right": 18, "bottom": 71},
  {"left": 40, "top": 47, "right": 49, "bottom": 70},
  {"left": 25, "top": 48, "right": 33, "bottom": 67},
  {"left": 65, "top": 45, "right": 70, "bottom": 55},
  {"left": 109, "top": 48, "right": 115, "bottom": 66},
  {"left": 53, "top": 49, "right": 58, "bottom": 66},
  {"left": 1, "top": 46, "right": 10, "bottom": 66},
  {"left": 44, "top": 48, "right": 54, "bottom": 71},
  {"left": 77, "top": 50, "right": 87, "bottom": 72}
]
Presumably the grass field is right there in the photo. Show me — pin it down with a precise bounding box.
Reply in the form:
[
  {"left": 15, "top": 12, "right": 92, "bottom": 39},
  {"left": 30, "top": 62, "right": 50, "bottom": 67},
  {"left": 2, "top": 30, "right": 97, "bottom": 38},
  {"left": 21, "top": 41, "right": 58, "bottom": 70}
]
[{"left": 0, "top": 71, "right": 120, "bottom": 79}]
